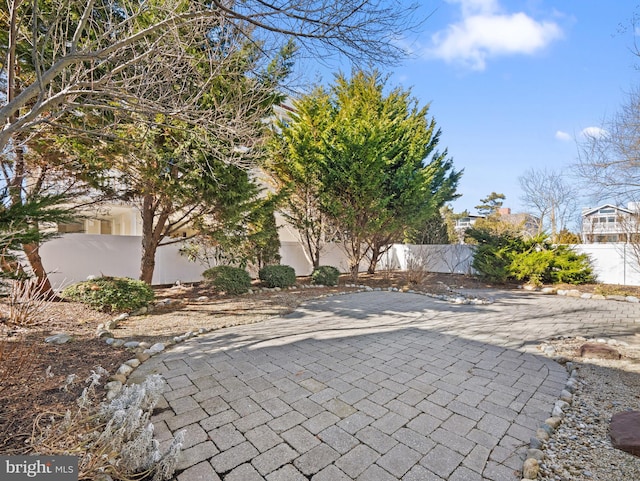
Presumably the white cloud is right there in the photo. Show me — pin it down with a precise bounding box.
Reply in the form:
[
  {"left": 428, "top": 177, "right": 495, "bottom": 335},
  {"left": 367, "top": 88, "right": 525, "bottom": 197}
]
[
  {"left": 555, "top": 130, "right": 571, "bottom": 141},
  {"left": 427, "top": 1, "right": 563, "bottom": 70},
  {"left": 580, "top": 126, "right": 607, "bottom": 139},
  {"left": 447, "top": 0, "right": 499, "bottom": 16}
]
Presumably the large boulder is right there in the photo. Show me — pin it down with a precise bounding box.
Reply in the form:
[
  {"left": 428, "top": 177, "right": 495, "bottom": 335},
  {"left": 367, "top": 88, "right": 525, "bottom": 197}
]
[{"left": 610, "top": 411, "right": 640, "bottom": 457}]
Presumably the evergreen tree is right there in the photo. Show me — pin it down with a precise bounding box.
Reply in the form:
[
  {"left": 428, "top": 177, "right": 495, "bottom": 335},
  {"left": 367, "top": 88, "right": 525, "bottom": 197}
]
[{"left": 271, "top": 70, "right": 461, "bottom": 278}]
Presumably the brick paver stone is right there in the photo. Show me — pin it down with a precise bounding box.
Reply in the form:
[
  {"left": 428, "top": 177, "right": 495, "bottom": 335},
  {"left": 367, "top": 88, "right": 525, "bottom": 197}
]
[
  {"left": 252, "top": 443, "right": 298, "bottom": 475},
  {"left": 138, "top": 291, "right": 640, "bottom": 480},
  {"left": 293, "top": 444, "right": 340, "bottom": 475},
  {"left": 224, "top": 463, "right": 263, "bottom": 481},
  {"left": 176, "top": 461, "right": 221, "bottom": 481},
  {"left": 334, "top": 444, "right": 380, "bottom": 478}
]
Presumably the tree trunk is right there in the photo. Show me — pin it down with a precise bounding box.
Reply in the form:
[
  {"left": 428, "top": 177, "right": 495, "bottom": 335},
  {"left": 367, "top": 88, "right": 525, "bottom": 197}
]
[
  {"left": 367, "top": 243, "right": 381, "bottom": 274},
  {"left": 313, "top": 244, "right": 321, "bottom": 269},
  {"left": 140, "top": 239, "right": 158, "bottom": 285},
  {"left": 349, "top": 262, "right": 359, "bottom": 282},
  {"left": 22, "top": 242, "right": 56, "bottom": 299},
  {"left": 139, "top": 193, "right": 170, "bottom": 284}
]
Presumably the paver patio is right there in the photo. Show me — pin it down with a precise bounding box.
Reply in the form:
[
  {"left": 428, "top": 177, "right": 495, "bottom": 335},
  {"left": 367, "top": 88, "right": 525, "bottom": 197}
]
[{"left": 129, "top": 290, "right": 640, "bottom": 480}]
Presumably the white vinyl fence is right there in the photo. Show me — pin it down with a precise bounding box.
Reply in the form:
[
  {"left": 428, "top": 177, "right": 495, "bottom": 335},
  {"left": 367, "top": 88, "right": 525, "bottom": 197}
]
[
  {"left": 37, "top": 235, "right": 640, "bottom": 287},
  {"left": 572, "top": 243, "right": 640, "bottom": 286}
]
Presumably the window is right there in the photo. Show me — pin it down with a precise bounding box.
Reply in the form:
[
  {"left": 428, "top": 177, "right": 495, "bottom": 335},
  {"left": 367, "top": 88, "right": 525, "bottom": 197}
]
[{"left": 58, "top": 222, "right": 84, "bottom": 234}]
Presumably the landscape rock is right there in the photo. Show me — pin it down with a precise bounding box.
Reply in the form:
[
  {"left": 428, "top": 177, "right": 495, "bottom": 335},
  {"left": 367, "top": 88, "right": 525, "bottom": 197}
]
[
  {"left": 530, "top": 437, "right": 543, "bottom": 449},
  {"left": 536, "top": 428, "right": 550, "bottom": 441},
  {"left": 606, "top": 294, "right": 627, "bottom": 301},
  {"left": 104, "top": 319, "right": 119, "bottom": 330},
  {"left": 109, "top": 374, "right": 127, "bottom": 384},
  {"left": 560, "top": 389, "right": 573, "bottom": 403},
  {"left": 522, "top": 458, "right": 540, "bottom": 479},
  {"left": 124, "top": 358, "right": 141, "bottom": 368},
  {"left": 96, "top": 329, "right": 113, "bottom": 339},
  {"left": 116, "top": 364, "right": 134, "bottom": 376},
  {"left": 527, "top": 448, "right": 545, "bottom": 461},
  {"left": 610, "top": 411, "right": 640, "bottom": 457},
  {"left": 146, "top": 342, "right": 165, "bottom": 354},
  {"left": 136, "top": 352, "right": 151, "bottom": 362},
  {"left": 45, "top": 333, "right": 72, "bottom": 345},
  {"left": 579, "top": 342, "right": 622, "bottom": 360},
  {"left": 105, "top": 380, "right": 122, "bottom": 392},
  {"left": 545, "top": 417, "right": 562, "bottom": 429}
]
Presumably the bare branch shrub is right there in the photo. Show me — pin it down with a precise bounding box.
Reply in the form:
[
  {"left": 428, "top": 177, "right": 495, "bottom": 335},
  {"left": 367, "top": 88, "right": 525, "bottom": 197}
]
[
  {"left": 403, "top": 246, "right": 437, "bottom": 286},
  {"left": 440, "top": 244, "right": 475, "bottom": 275},
  {"left": 3, "top": 278, "right": 52, "bottom": 327},
  {"left": 32, "top": 373, "right": 183, "bottom": 481}
]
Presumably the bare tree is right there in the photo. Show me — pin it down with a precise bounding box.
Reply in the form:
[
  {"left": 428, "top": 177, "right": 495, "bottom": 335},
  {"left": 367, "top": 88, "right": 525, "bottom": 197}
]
[
  {"left": 518, "top": 168, "right": 577, "bottom": 241},
  {"left": 576, "top": 86, "right": 640, "bottom": 271},
  {"left": 1, "top": 0, "right": 419, "bottom": 150},
  {"left": 576, "top": 86, "right": 640, "bottom": 202}
]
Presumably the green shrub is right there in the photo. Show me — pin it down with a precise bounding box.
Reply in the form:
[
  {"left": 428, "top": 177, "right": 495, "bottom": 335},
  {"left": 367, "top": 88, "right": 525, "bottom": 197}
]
[
  {"left": 468, "top": 230, "right": 595, "bottom": 286},
  {"left": 258, "top": 265, "right": 296, "bottom": 288},
  {"left": 311, "top": 266, "right": 341, "bottom": 286},
  {"left": 61, "top": 277, "right": 155, "bottom": 313},
  {"left": 203, "top": 265, "right": 252, "bottom": 295}
]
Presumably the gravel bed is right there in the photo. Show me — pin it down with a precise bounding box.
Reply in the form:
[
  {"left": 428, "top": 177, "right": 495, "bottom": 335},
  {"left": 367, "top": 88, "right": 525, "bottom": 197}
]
[{"left": 537, "top": 340, "right": 640, "bottom": 481}]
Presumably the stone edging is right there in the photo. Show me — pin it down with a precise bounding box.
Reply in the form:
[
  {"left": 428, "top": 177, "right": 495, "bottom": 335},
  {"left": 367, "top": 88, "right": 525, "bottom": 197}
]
[
  {"left": 518, "top": 358, "right": 579, "bottom": 480},
  {"left": 523, "top": 285, "right": 640, "bottom": 303}
]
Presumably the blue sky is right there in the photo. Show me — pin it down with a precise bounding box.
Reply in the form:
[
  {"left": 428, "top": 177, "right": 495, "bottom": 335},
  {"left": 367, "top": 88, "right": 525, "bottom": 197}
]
[
  {"left": 303, "top": 1, "right": 640, "bottom": 217},
  {"left": 391, "top": 0, "right": 638, "bottom": 215}
]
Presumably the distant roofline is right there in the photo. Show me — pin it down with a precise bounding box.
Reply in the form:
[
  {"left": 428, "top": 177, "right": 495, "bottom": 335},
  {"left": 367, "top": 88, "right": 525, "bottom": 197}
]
[{"left": 581, "top": 203, "right": 634, "bottom": 217}]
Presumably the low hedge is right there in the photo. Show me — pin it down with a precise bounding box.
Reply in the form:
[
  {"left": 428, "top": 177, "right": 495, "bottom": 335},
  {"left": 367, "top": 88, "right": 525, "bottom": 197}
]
[
  {"left": 311, "top": 266, "right": 340, "bottom": 286},
  {"left": 61, "top": 277, "right": 155, "bottom": 313},
  {"left": 258, "top": 265, "right": 296, "bottom": 288},
  {"left": 203, "top": 266, "right": 252, "bottom": 295}
]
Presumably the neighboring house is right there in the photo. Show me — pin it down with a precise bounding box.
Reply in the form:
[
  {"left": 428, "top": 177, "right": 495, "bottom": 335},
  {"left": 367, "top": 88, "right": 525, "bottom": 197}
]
[
  {"left": 450, "top": 214, "right": 484, "bottom": 244},
  {"left": 497, "top": 208, "right": 539, "bottom": 238},
  {"left": 581, "top": 203, "right": 640, "bottom": 243},
  {"left": 452, "top": 208, "right": 538, "bottom": 242},
  {"left": 454, "top": 214, "right": 484, "bottom": 234}
]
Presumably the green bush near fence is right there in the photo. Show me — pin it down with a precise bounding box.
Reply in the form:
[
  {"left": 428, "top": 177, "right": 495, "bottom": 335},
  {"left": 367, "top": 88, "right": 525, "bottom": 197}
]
[
  {"left": 258, "top": 265, "right": 296, "bottom": 288},
  {"left": 203, "top": 266, "right": 252, "bottom": 295},
  {"left": 62, "top": 277, "right": 155, "bottom": 312},
  {"left": 311, "top": 266, "right": 341, "bottom": 286},
  {"left": 467, "top": 230, "right": 594, "bottom": 286}
]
